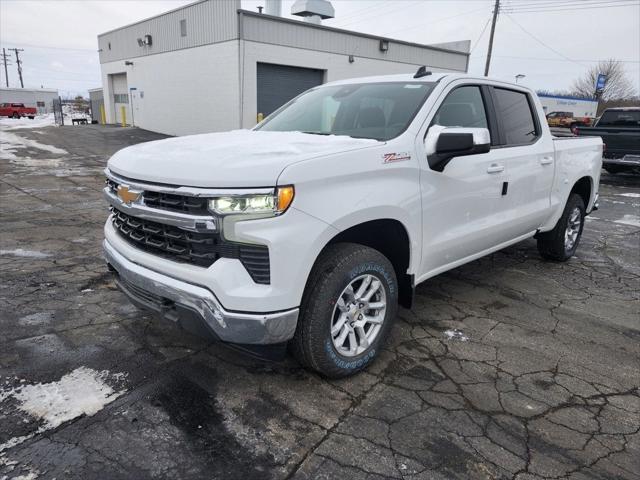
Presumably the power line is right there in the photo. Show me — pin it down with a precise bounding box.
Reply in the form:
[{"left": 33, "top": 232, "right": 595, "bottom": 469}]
[
  {"left": 505, "top": 0, "right": 635, "bottom": 7},
  {"left": 381, "top": 6, "right": 487, "bottom": 37},
  {"left": 503, "top": 2, "right": 639, "bottom": 13},
  {"left": 471, "top": 15, "right": 492, "bottom": 54},
  {"left": 504, "top": 14, "right": 588, "bottom": 67}
]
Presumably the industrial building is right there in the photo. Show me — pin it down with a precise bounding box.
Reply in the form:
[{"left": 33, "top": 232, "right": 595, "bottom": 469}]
[
  {"left": 0, "top": 87, "right": 59, "bottom": 114},
  {"left": 537, "top": 93, "right": 598, "bottom": 118},
  {"left": 97, "top": 0, "right": 470, "bottom": 136}
]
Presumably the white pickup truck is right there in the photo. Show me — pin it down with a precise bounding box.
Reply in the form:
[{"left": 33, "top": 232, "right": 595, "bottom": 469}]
[{"left": 103, "top": 71, "right": 602, "bottom": 377}]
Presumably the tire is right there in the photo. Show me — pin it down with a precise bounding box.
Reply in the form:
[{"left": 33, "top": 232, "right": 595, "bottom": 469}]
[
  {"left": 28, "top": 116, "right": 34, "bottom": 120},
  {"left": 292, "top": 243, "right": 398, "bottom": 378},
  {"left": 570, "top": 123, "right": 579, "bottom": 135},
  {"left": 12, "top": 112, "right": 19, "bottom": 119},
  {"left": 537, "top": 193, "right": 585, "bottom": 261}
]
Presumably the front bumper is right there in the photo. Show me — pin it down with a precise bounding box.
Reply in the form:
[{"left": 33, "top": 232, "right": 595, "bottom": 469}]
[{"left": 104, "top": 239, "right": 298, "bottom": 344}]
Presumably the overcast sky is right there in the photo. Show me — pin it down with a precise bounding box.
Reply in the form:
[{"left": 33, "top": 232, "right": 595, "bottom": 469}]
[{"left": 1, "top": 0, "right": 638, "bottom": 97}]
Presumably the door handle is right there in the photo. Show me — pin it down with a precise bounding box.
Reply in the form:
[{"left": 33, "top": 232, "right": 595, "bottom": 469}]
[
  {"left": 487, "top": 164, "right": 505, "bottom": 174},
  {"left": 540, "top": 157, "right": 553, "bottom": 165}
]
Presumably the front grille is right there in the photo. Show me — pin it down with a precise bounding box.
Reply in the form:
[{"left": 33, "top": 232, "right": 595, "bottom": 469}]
[
  {"left": 111, "top": 208, "right": 270, "bottom": 284},
  {"left": 106, "top": 178, "right": 209, "bottom": 215}
]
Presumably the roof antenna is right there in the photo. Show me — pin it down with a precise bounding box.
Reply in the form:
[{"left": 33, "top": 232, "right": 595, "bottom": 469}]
[{"left": 413, "top": 66, "right": 432, "bottom": 79}]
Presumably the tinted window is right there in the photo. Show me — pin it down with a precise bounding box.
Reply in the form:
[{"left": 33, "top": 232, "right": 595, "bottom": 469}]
[
  {"left": 432, "top": 86, "right": 488, "bottom": 129},
  {"left": 258, "top": 82, "right": 436, "bottom": 141},
  {"left": 494, "top": 88, "right": 538, "bottom": 145},
  {"left": 597, "top": 110, "right": 640, "bottom": 127}
]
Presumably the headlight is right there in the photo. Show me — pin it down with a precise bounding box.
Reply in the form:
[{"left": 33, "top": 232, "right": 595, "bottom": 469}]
[{"left": 208, "top": 186, "right": 294, "bottom": 217}]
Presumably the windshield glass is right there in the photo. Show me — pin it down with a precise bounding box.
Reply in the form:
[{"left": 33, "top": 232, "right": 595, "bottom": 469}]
[{"left": 257, "top": 82, "right": 436, "bottom": 141}]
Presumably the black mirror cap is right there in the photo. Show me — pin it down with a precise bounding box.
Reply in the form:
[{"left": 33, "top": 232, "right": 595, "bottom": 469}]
[{"left": 429, "top": 132, "right": 490, "bottom": 172}]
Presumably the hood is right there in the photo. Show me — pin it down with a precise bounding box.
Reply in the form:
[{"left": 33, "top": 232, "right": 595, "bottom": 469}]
[{"left": 107, "top": 130, "right": 380, "bottom": 187}]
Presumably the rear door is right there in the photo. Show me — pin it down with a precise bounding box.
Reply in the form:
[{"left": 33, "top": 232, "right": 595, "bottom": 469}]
[{"left": 488, "top": 87, "right": 555, "bottom": 238}]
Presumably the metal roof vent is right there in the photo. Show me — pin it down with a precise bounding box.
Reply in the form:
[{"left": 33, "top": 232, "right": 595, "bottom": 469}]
[{"left": 291, "top": 0, "right": 335, "bottom": 24}]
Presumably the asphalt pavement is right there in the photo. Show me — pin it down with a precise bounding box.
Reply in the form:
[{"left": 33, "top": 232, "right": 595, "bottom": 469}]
[{"left": 1, "top": 124, "right": 638, "bottom": 480}]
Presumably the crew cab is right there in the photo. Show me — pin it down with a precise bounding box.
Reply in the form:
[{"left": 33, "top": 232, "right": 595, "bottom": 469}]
[
  {"left": 576, "top": 107, "right": 640, "bottom": 174},
  {"left": 103, "top": 71, "right": 602, "bottom": 378},
  {"left": 0, "top": 103, "right": 36, "bottom": 119}
]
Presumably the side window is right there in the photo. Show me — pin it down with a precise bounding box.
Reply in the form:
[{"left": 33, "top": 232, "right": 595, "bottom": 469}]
[
  {"left": 431, "top": 86, "right": 488, "bottom": 130},
  {"left": 494, "top": 88, "right": 538, "bottom": 145}
]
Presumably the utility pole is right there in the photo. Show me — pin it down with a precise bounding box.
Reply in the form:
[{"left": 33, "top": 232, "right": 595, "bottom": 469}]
[
  {"left": 484, "top": 0, "right": 500, "bottom": 77},
  {"left": 9, "top": 48, "right": 24, "bottom": 88},
  {"left": 1, "top": 48, "right": 11, "bottom": 87}
]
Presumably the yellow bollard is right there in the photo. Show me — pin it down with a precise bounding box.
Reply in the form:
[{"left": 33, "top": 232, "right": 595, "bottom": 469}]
[
  {"left": 121, "top": 106, "right": 126, "bottom": 127},
  {"left": 257, "top": 112, "right": 264, "bottom": 123},
  {"left": 100, "top": 104, "right": 106, "bottom": 125}
]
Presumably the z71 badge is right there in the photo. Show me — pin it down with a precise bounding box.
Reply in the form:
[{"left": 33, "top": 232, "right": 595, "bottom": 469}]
[{"left": 382, "top": 152, "right": 411, "bottom": 164}]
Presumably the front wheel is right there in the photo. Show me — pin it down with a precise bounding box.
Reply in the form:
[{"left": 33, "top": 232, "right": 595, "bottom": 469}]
[
  {"left": 12, "top": 112, "right": 19, "bottom": 119},
  {"left": 292, "top": 243, "right": 398, "bottom": 378},
  {"left": 537, "top": 193, "right": 585, "bottom": 261}
]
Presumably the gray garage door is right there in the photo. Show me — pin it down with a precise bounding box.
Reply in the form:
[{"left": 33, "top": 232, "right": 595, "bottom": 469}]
[{"left": 257, "top": 63, "right": 324, "bottom": 118}]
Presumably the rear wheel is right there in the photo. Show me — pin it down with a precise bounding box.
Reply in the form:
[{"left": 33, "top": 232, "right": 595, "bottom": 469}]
[
  {"left": 537, "top": 193, "right": 585, "bottom": 261},
  {"left": 292, "top": 243, "right": 398, "bottom": 378},
  {"left": 12, "top": 112, "right": 19, "bottom": 119}
]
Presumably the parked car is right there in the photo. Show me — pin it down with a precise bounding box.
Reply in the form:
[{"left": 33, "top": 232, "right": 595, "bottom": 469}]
[
  {"left": 0, "top": 103, "right": 36, "bottom": 119},
  {"left": 103, "top": 71, "right": 602, "bottom": 377},
  {"left": 576, "top": 107, "right": 640, "bottom": 174},
  {"left": 546, "top": 111, "right": 592, "bottom": 133}
]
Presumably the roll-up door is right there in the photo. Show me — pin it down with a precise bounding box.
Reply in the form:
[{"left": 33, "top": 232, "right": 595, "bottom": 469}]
[{"left": 257, "top": 63, "right": 324, "bottom": 118}]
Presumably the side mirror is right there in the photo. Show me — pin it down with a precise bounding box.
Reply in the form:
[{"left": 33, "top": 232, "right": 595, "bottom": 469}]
[{"left": 425, "top": 127, "right": 491, "bottom": 172}]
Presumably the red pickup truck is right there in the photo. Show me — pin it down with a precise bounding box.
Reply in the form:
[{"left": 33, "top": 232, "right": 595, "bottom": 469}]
[{"left": 0, "top": 103, "right": 37, "bottom": 119}]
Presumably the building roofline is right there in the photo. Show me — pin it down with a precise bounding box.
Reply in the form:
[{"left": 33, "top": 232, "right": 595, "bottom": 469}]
[
  {"left": 98, "top": 0, "right": 210, "bottom": 37},
  {"left": 238, "top": 10, "right": 469, "bottom": 57},
  {"left": 536, "top": 93, "right": 597, "bottom": 102},
  {"left": 97, "top": 1, "right": 469, "bottom": 59},
  {"left": 0, "top": 87, "right": 59, "bottom": 93}
]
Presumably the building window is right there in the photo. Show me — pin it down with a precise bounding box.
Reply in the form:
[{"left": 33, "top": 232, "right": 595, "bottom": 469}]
[
  {"left": 180, "top": 19, "right": 187, "bottom": 37},
  {"left": 113, "top": 93, "right": 129, "bottom": 104},
  {"left": 36, "top": 101, "right": 45, "bottom": 107}
]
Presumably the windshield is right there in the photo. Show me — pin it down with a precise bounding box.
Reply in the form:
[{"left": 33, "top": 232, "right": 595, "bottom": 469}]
[
  {"left": 257, "top": 82, "right": 436, "bottom": 141},
  {"left": 597, "top": 110, "right": 640, "bottom": 127}
]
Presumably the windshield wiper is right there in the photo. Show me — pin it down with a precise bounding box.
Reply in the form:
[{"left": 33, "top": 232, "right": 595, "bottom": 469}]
[{"left": 301, "top": 131, "right": 331, "bottom": 136}]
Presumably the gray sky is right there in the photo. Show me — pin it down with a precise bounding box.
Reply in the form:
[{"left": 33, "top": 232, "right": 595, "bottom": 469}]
[{"left": 1, "top": 0, "right": 638, "bottom": 97}]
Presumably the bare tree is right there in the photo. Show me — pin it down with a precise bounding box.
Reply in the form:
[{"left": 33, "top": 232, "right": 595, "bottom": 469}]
[{"left": 571, "top": 59, "right": 637, "bottom": 101}]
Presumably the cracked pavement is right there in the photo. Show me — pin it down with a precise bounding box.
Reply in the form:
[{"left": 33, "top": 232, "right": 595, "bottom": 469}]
[{"left": 1, "top": 125, "right": 638, "bottom": 480}]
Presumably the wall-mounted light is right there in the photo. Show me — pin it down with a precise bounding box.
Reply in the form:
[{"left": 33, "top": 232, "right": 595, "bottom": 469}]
[
  {"left": 379, "top": 39, "right": 389, "bottom": 52},
  {"left": 125, "top": 61, "right": 134, "bottom": 66},
  {"left": 144, "top": 34, "right": 152, "bottom": 46},
  {"left": 348, "top": 55, "right": 355, "bottom": 63},
  {"left": 137, "top": 38, "right": 144, "bottom": 47}
]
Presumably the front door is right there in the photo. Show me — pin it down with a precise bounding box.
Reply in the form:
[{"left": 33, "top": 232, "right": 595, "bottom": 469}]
[{"left": 418, "top": 84, "right": 513, "bottom": 277}]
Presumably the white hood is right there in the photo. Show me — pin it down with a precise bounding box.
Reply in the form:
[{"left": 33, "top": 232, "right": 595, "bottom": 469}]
[{"left": 107, "top": 130, "right": 380, "bottom": 187}]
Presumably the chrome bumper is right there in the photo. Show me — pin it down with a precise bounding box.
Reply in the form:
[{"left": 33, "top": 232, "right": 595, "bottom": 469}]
[{"left": 103, "top": 239, "right": 298, "bottom": 344}]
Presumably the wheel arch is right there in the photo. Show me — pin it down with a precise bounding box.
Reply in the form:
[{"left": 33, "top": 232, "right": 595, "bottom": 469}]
[
  {"left": 314, "top": 218, "right": 415, "bottom": 309},
  {"left": 570, "top": 175, "right": 593, "bottom": 209}
]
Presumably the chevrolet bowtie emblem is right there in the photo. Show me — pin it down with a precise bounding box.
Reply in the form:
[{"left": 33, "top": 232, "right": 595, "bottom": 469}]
[{"left": 117, "top": 185, "right": 142, "bottom": 205}]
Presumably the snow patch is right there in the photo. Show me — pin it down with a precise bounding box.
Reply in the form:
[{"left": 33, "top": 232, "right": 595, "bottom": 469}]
[
  {"left": 614, "top": 215, "right": 640, "bottom": 227},
  {"left": 0, "top": 130, "right": 67, "bottom": 160},
  {"left": 0, "top": 114, "right": 56, "bottom": 131},
  {"left": 0, "top": 249, "right": 51, "bottom": 259},
  {"left": 443, "top": 329, "right": 468, "bottom": 341},
  {"left": 0, "top": 368, "right": 127, "bottom": 453},
  {"left": 617, "top": 193, "right": 640, "bottom": 198}
]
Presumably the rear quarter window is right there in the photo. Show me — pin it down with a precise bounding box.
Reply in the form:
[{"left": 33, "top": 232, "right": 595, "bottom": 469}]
[
  {"left": 494, "top": 88, "right": 539, "bottom": 145},
  {"left": 598, "top": 110, "right": 640, "bottom": 127}
]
